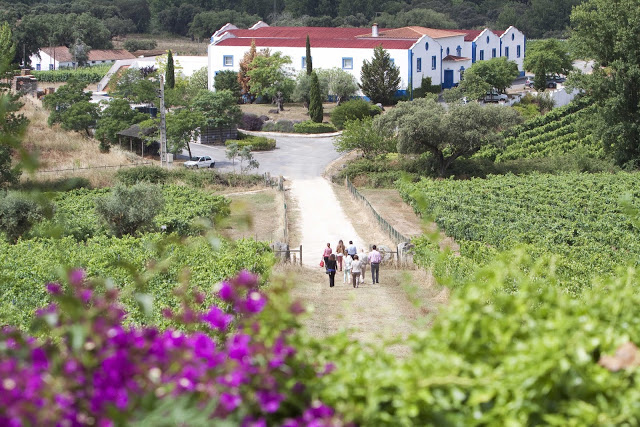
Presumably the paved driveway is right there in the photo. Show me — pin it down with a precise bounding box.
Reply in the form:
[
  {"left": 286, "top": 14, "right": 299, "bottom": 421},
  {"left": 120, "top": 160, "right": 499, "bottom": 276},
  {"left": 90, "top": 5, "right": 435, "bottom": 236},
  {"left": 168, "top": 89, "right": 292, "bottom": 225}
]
[{"left": 181, "top": 134, "right": 341, "bottom": 179}]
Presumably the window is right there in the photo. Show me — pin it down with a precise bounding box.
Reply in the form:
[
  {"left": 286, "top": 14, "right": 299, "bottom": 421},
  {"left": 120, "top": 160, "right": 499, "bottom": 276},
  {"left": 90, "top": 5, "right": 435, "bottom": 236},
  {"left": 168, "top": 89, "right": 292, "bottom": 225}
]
[
  {"left": 486, "top": 36, "right": 490, "bottom": 44},
  {"left": 479, "top": 50, "right": 485, "bottom": 60},
  {"left": 342, "top": 57, "right": 353, "bottom": 69},
  {"left": 36, "top": 64, "right": 41, "bottom": 71},
  {"left": 492, "top": 48, "right": 496, "bottom": 58},
  {"left": 516, "top": 45, "right": 521, "bottom": 58},
  {"left": 446, "top": 47, "right": 450, "bottom": 55},
  {"left": 512, "top": 33, "right": 515, "bottom": 41},
  {"left": 425, "top": 42, "right": 429, "bottom": 51},
  {"left": 431, "top": 55, "right": 436, "bottom": 70},
  {"left": 302, "top": 56, "right": 311, "bottom": 68},
  {"left": 49, "top": 64, "right": 54, "bottom": 70},
  {"left": 223, "top": 55, "right": 233, "bottom": 67},
  {"left": 505, "top": 46, "right": 509, "bottom": 58},
  {"left": 456, "top": 45, "right": 462, "bottom": 56},
  {"left": 416, "top": 58, "right": 422, "bottom": 72}
]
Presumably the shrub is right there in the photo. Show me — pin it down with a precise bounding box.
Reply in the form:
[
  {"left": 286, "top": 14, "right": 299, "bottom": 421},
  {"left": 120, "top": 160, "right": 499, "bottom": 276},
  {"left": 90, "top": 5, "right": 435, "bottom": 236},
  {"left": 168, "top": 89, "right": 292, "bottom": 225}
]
[
  {"left": 261, "top": 120, "right": 296, "bottom": 133},
  {"left": 0, "top": 192, "right": 50, "bottom": 242},
  {"left": 32, "top": 65, "right": 111, "bottom": 83},
  {"left": 293, "top": 121, "right": 337, "bottom": 134},
  {"left": 240, "top": 113, "right": 265, "bottom": 131},
  {"left": 330, "top": 99, "right": 382, "bottom": 130},
  {"left": 115, "top": 165, "right": 170, "bottom": 185},
  {"left": 95, "top": 183, "right": 164, "bottom": 237},
  {"left": 226, "top": 136, "right": 276, "bottom": 151},
  {"left": 122, "top": 39, "right": 158, "bottom": 52},
  {"left": 413, "top": 76, "right": 442, "bottom": 98}
]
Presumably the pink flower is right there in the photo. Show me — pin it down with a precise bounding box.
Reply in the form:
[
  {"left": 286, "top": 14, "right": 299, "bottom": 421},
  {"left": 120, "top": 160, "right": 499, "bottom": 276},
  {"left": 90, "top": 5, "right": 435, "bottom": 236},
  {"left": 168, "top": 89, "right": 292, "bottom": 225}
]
[
  {"left": 220, "top": 393, "right": 241, "bottom": 411},
  {"left": 236, "top": 270, "right": 257, "bottom": 288},
  {"left": 256, "top": 390, "right": 285, "bottom": 413},
  {"left": 201, "top": 306, "right": 233, "bottom": 331},
  {"left": 46, "top": 283, "right": 62, "bottom": 295},
  {"left": 243, "top": 292, "right": 266, "bottom": 314},
  {"left": 228, "top": 334, "right": 251, "bottom": 361},
  {"left": 68, "top": 269, "right": 85, "bottom": 286},
  {"left": 218, "top": 281, "right": 235, "bottom": 301}
]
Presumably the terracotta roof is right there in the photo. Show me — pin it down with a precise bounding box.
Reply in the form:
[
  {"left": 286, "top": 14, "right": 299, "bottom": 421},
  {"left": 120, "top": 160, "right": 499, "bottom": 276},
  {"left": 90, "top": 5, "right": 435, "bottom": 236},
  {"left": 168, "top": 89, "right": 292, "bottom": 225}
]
[
  {"left": 369, "top": 26, "right": 466, "bottom": 39},
  {"left": 443, "top": 55, "right": 470, "bottom": 61},
  {"left": 131, "top": 49, "right": 166, "bottom": 57},
  {"left": 227, "top": 27, "right": 368, "bottom": 39},
  {"left": 451, "top": 29, "right": 507, "bottom": 41},
  {"left": 39, "top": 47, "right": 135, "bottom": 63},
  {"left": 216, "top": 37, "right": 415, "bottom": 50}
]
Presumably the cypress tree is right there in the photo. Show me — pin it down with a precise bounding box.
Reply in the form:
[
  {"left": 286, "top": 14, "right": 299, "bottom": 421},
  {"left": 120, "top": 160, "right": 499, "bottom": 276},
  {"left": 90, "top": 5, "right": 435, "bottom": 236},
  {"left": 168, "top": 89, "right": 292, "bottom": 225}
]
[
  {"left": 305, "top": 35, "right": 312, "bottom": 75},
  {"left": 360, "top": 45, "right": 401, "bottom": 105},
  {"left": 166, "top": 50, "right": 175, "bottom": 89},
  {"left": 308, "top": 71, "right": 323, "bottom": 123}
]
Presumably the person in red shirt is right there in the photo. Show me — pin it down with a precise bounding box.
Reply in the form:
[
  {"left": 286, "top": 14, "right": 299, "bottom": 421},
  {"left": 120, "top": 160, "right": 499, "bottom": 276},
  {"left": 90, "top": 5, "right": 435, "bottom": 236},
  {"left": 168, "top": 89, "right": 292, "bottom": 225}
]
[{"left": 322, "top": 243, "right": 332, "bottom": 269}]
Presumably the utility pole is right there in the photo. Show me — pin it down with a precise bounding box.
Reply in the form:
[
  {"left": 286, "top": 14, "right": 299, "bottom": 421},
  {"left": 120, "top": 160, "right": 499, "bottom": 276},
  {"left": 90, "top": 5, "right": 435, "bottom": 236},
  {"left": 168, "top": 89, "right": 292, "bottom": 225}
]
[{"left": 159, "top": 74, "right": 167, "bottom": 167}]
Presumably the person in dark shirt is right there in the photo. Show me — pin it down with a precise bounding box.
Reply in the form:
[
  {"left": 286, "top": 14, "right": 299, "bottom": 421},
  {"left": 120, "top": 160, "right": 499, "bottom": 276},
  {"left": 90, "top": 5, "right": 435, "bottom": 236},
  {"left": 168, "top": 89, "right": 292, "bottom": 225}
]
[{"left": 326, "top": 254, "right": 337, "bottom": 287}]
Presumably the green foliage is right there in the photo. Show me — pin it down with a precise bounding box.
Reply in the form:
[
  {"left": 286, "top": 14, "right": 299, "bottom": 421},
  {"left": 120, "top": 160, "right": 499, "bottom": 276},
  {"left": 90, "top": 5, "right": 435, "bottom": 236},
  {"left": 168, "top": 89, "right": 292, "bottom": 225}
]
[
  {"left": 165, "top": 50, "right": 175, "bottom": 89},
  {"left": 293, "top": 121, "right": 336, "bottom": 134},
  {"left": 261, "top": 120, "right": 296, "bottom": 133},
  {"left": 246, "top": 51, "right": 294, "bottom": 102},
  {"left": 308, "top": 72, "right": 323, "bottom": 123},
  {"left": 69, "top": 38, "right": 90, "bottom": 67},
  {"left": 123, "top": 39, "right": 157, "bottom": 52},
  {"left": 511, "top": 93, "right": 555, "bottom": 120},
  {"left": 325, "top": 68, "right": 359, "bottom": 104},
  {"left": 569, "top": 0, "right": 640, "bottom": 167},
  {"left": 334, "top": 116, "right": 395, "bottom": 159},
  {"left": 95, "top": 183, "right": 164, "bottom": 238},
  {"left": 305, "top": 35, "right": 312, "bottom": 74},
  {"left": 0, "top": 22, "right": 15, "bottom": 72},
  {"left": 225, "top": 136, "right": 276, "bottom": 151},
  {"left": 0, "top": 192, "right": 50, "bottom": 242},
  {"left": 115, "top": 165, "right": 169, "bottom": 185},
  {"left": 59, "top": 100, "right": 98, "bottom": 136},
  {"left": 187, "top": 10, "right": 261, "bottom": 39},
  {"left": 377, "top": 97, "right": 521, "bottom": 176},
  {"left": 330, "top": 99, "right": 382, "bottom": 130},
  {"left": 459, "top": 69, "right": 491, "bottom": 101},
  {"left": 412, "top": 76, "right": 441, "bottom": 98},
  {"left": 375, "top": 7, "right": 458, "bottom": 29},
  {"left": 523, "top": 39, "right": 572, "bottom": 91},
  {"left": 463, "top": 57, "right": 520, "bottom": 94},
  {"left": 43, "top": 80, "right": 91, "bottom": 126},
  {"left": 398, "top": 171, "right": 640, "bottom": 293},
  {"left": 0, "top": 90, "right": 27, "bottom": 188},
  {"left": 213, "top": 70, "right": 241, "bottom": 100},
  {"left": 165, "top": 108, "right": 204, "bottom": 155},
  {"left": 359, "top": 46, "right": 401, "bottom": 105},
  {"left": 191, "top": 90, "right": 242, "bottom": 129},
  {"left": 32, "top": 64, "right": 111, "bottom": 83},
  {"left": 95, "top": 98, "right": 148, "bottom": 151},
  {"left": 292, "top": 70, "right": 329, "bottom": 106},
  {"left": 113, "top": 68, "right": 158, "bottom": 105}
]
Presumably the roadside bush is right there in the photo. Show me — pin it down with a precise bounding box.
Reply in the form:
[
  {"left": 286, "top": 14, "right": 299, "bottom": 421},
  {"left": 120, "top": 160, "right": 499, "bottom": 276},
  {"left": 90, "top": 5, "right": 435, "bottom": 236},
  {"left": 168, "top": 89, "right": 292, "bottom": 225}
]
[
  {"left": 261, "top": 119, "right": 296, "bottom": 133},
  {"left": 0, "top": 192, "right": 50, "bottom": 242},
  {"left": 122, "top": 39, "right": 158, "bottom": 52},
  {"left": 116, "top": 165, "right": 169, "bottom": 185},
  {"left": 32, "top": 65, "right": 111, "bottom": 83},
  {"left": 293, "top": 121, "right": 337, "bottom": 134},
  {"left": 95, "top": 183, "right": 164, "bottom": 237},
  {"left": 330, "top": 99, "right": 382, "bottom": 129},
  {"left": 168, "top": 169, "right": 263, "bottom": 188},
  {"left": 240, "top": 113, "right": 265, "bottom": 131},
  {"left": 226, "top": 136, "right": 276, "bottom": 151},
  {"left": 17, "top": 177, "right": 91, "bottom": 192},
  {"left": 413, "top": 76, "right": 442, "bottom": 98}
]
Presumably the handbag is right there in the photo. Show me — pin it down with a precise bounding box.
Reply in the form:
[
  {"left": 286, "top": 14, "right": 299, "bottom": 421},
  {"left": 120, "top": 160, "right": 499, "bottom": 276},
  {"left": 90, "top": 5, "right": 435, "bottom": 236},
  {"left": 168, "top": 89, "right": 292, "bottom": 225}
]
[{"left": 319, "top": 260, "right": 325, "bottom": 267}]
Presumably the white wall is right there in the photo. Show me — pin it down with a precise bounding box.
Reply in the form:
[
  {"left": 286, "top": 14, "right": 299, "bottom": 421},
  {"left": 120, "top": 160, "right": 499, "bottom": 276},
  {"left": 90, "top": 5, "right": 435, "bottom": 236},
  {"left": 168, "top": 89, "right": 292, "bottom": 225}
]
[
  {"left": 473, "top": 29, "right": 501, "bottom": 62},
  {"left": 208, "top": 43, "right": 410, "bottom": 93},
  {"left": 410, "top": 35, "right": 440, "bottom": 87},
  {"left": 438, "top": 34, "right": 469, "bottom": 86},
  {"left": 500, "top": 26, "right": 525, "bottom": 72}
]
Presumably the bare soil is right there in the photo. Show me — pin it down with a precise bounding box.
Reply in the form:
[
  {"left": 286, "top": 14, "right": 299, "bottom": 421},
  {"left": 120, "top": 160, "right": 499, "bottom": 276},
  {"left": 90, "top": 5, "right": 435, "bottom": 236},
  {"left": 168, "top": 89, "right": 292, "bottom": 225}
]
[
  {"left": 221, "top": 189, "right": 285, "bottom": 242},
  {"left": 240, "top": 102, "right": 338, "bottom": 123}
]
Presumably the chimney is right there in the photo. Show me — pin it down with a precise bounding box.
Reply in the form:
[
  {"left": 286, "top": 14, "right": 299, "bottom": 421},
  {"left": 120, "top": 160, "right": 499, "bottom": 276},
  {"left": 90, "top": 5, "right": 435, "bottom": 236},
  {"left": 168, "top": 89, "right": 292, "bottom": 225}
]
[{"left": 372, "top": 23, "right": 379, "bottom": 37}]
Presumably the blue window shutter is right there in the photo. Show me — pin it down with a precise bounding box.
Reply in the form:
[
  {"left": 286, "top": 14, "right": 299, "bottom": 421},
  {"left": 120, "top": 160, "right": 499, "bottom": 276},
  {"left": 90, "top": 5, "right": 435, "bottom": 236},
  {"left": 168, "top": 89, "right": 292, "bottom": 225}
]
[{"left": 416, "top": 58, "right": 422, "bottom": 72}]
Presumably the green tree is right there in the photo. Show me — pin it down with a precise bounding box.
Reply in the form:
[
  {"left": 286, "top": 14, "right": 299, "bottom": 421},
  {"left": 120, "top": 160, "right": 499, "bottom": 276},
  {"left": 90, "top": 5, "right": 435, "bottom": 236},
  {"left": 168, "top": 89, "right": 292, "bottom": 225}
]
[
  {"left": 239, "top": 146, "right": 259, "bottom": 174},
  {"left": 188, "top": 67, "right": 209, "bottom": 97},
  {"left": 166, "top": 50, "right": 175, "bottom": 89},
  {"left": 0, "top": 22, "right": 15, "bottom": 73},
  {"left": 292, "top": 70, "right": 329, "bottom": 108},
  {"left": 569, "top": 0, "right": 640, "bottom": 166},
  {"left": 238, "top": 40, "right": 257, "bottom": 103},
  {"left": 214, "top": 70, "right": 242, "bottom": 100},
  {"left": 166, "top": 108, "right": 205, "bottom": 159},
  {"left": 95, "top": 98, "right": 148, "bottom": 152},
  {"left": 60, "top": 101, "right": 98, "bottom": 137},
  {"left": 226, "top": 141, "right": 239, "bottom": 168},
  {"left": 334, "top": 116, "right": 392, "bottom": 158},
  {"left": 69, "top": 38, "right": 90, "bottom": 68},
  {"left": 325, "top": 68, "right": 358, "bottom": 105},
  {"left": 463, "top": 57, "right": 520, "bottom": 94},
  {"left": 306, "top": 35, "right": 312, "bottom": 75},
  {"left": 191, "top": 90, "right": 242, "bottom": 128},
  {"left": 246, "top": 51, "right": 294, "bottom": 104},
  {"left": 95, "top": 183, "right": 164, "bottom": 237},
  {"left": 308, "top": 72, "right": 323, "bottom": 123},
  {"left": 360, "top": 45, "right": 401, "bottom": 105},
  {"left": 43, "top": 79, "right": 91, "bottom": 126},
  {"left": 0, "top": 192, "right": 49, "bottom": 243},
  {"left": 113, "top": 69, "right": 158, "bottom": 104},
  {"left": 524, "top": 39, "right": 573, "bottom": 91},
  {"left": 459, "top": 70, "right": 492, "bottom": 101},
  {"left": 376, "top": 97, "right": 521, "bottom": 176}
]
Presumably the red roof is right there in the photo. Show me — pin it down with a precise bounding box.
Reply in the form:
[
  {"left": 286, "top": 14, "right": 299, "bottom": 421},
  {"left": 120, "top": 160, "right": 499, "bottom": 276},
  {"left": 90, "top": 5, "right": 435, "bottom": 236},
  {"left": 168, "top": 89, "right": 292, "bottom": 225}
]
[
  {"left": 453, "top": 29, "right": 507, "bottom": 41},
  {"left": 217, "top": 36, "right": 415, "bottom": 50},
  {"left": 443, "top": 55, "right": 470, "bottom": 61},
  {"left": 371, "top": 26, "right": 465, "bottom": 39},
  {"left": 39, "top": 46, "right": 135, "bottom": 62},
  {"left": 228, "top": 27, "right": 368, "bottom": 39}
]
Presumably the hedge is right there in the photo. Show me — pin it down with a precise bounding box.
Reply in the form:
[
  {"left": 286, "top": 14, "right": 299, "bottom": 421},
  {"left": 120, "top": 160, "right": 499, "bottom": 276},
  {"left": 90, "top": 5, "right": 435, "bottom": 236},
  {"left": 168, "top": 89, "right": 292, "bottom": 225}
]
[
  {"left": 293, "top": 121, "right": 337, "bottom": 134},
  {"left": 225, "top": 136, "right": 276, "bottom": 151},
  {"left": 31, "top": 64, "right": 112, "bottom": 83}
]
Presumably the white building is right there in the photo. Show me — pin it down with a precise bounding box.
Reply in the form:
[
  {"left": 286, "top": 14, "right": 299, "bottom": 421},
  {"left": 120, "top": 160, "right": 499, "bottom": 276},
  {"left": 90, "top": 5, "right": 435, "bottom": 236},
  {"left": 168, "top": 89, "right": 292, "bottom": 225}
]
[
  {"left": 30, "top": 47, "right": 136, "bottom": 70},
  {"left": 207, "top": 22, "right": 526, "bottom": 97}
]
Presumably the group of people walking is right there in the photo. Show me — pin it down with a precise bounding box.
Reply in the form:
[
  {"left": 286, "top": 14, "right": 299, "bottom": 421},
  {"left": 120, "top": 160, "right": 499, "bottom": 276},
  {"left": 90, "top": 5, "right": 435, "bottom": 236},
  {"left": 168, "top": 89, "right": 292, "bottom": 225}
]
[{"left": 322, "top": 240, "right": 382, "bottom": 288}]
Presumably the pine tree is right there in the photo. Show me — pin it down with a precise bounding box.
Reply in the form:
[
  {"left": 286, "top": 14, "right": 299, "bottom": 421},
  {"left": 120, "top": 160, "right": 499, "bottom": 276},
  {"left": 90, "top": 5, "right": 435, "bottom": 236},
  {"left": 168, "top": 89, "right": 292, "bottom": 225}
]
[
  {"left": 305, "top": 35, "right": 312, "bottom": 75},
  {"left": 308, "top": 71, "right": 323, "bottom": 123},
  {"left": 359, "top": 45, "right": 401, "bottom": 105},
  {"left": 166, "top": 50, "right": 175, "bottom": 89}
]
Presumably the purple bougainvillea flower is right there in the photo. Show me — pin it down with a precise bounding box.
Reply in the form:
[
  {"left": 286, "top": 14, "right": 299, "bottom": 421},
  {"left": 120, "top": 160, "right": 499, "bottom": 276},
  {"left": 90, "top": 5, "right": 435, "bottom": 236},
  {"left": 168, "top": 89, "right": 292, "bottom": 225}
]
[
  {"left": 235, "top": 270, "right": 257, "bottom": 288},
  {"left": 242, "top": 416, "right": 267, "bottom": 427},
  {"left": 68, "top": 269, "right": 85, "bottom": 286},
  {"left": 217, "top": 369, "right": 245, "bottom": 387},
  {"left": 244, "top": 292, "right": 266, "bottom": 314},
  {"left": 161, "top": 308, "right": 173, "bottom": 319},
  {"left": 304, "top": 401, "right": 334, "bottom": 421},
  {"left": 317, "top": 362, "right": 335, "bottom": 377},
  {"left": 46, "top": 283, "right": 62, "bottom": 295},
  {"left": 80, "top": 289, "right": 92, "bottom": 304},
  {"left": 289, "top": 300, "right": 306, "bottom": 315},
  {"left": 201, "top": 306, "right": 233, "bottom": 331},
  {"left": 256, "top": 390, "right": 285, "bottom": 413},
  {"left": 220, "top": 392, "right": 242, "bottom": 411},
  {"left": 228, "top": 334, "right": 251, "bottom": 361},
  {"left": 218, "top": 281, "right": 235, "bottom": 301}
]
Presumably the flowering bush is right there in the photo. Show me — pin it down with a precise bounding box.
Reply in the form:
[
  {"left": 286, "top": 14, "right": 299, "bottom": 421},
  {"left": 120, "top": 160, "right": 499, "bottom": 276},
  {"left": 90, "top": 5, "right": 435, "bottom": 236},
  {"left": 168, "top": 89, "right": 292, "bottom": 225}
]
[{"left": 0, "top": 269, "right": 343, "bottom": 426}]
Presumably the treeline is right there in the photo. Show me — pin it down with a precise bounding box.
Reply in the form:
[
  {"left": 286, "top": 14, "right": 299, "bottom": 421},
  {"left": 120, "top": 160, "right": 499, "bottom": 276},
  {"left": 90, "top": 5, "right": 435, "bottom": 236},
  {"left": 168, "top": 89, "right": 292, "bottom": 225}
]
[{"left": 3, "top": 0, "right": 582, "bottom": 65}]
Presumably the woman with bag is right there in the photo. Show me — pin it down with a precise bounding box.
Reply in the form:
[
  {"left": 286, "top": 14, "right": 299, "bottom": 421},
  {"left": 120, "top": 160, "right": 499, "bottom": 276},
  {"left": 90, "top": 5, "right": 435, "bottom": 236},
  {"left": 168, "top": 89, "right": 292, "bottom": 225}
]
[
  {"left": 326, "top": 254, "right": 337, "bottom": 287},
  {"left": 322, "top": 243, "right": 332, "bottom": 269}
]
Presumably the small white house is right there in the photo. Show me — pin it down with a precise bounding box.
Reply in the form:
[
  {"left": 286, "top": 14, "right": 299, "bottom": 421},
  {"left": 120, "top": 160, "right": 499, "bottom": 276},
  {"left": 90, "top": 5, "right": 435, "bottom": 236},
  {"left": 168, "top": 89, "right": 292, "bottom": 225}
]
[
  {"left": 207, "top": 22, "right": 525, "bottom": 97},
  {"left": 29, "top": 47, "right": 136, "bottom": 70}
]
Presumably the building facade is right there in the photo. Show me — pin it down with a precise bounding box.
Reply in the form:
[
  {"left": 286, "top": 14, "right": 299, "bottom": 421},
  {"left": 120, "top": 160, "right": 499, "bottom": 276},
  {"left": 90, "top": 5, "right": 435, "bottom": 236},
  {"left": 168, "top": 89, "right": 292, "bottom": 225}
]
[
  {"left": 207, "top": 22, "right": 526, "bottom": 96},
  {"left": 30, "top": 47, "right": 136, "bottom": 70}
]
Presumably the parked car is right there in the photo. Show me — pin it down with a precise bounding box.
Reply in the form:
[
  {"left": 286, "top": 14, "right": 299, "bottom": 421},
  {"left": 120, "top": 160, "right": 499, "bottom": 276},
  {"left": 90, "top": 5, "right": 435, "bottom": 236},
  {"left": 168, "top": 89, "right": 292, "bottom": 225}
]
[
  {"left": 184, "top": 156, "right": 215, "bottom": 169},
  {"left": 525, "top": 77, "right": 534, "bottom": 88},
  {"left": 483, "top": 91, "right": 508, "bottom": 103},
  {"left": 526, "top": 75, "right": 565, "bottom": 89}
]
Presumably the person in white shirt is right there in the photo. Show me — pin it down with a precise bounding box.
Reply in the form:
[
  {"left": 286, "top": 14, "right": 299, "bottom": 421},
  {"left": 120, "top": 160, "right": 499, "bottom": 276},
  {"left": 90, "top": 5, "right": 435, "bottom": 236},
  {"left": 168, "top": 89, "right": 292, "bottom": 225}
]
[
  {"left": 359, "top": 248, "right": 369, "bottom": 283},
  {"left": 369, "top": 245, "right": 382, "bottom": 284},
  {"left": 343, "top": 254, "right": 352, "bottom": 284},
  {"left": 347, "top": 241, "right": 357, "bottom": 258},
  {"left": 350, "top": 254, "right": 362, "bottom": 288}
]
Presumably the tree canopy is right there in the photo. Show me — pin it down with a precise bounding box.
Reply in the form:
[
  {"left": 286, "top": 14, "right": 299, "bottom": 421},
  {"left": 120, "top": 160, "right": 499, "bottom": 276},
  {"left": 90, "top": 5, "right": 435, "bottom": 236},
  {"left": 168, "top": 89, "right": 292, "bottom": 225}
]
[
  {"left": 524, "top": 39, "right": 573, "bottom": 91},
  {"left": 360, "top": 45, "right": 401, "bottom": 105},
  {"left": 191, "top": 90, "right": 242, "bottom": 129},
  {"left": 246, "top": 51, "right": 294, "bottom": 103},
  {"left": 462, "top": 57, "right": 520, "bottom": 95}
]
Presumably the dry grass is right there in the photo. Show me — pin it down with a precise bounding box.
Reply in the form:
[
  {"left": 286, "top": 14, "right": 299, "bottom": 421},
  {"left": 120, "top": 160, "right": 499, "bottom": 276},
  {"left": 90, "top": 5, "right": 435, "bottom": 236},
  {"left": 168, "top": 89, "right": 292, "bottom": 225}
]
[
  {"left": 19, "top": 97, "right": 152, "bottom": 187},
  {"left": 113, "top": 34, "right": 208, "bottom": 56},
  {"left": 241, "top": 102, "right": 339, "bottom": 123},
  {"left": 220, "top": 189, "right": 286, "bottom": 242},
  {"left": 358, "top": 188, "right": 425, "bottom": 239}
]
